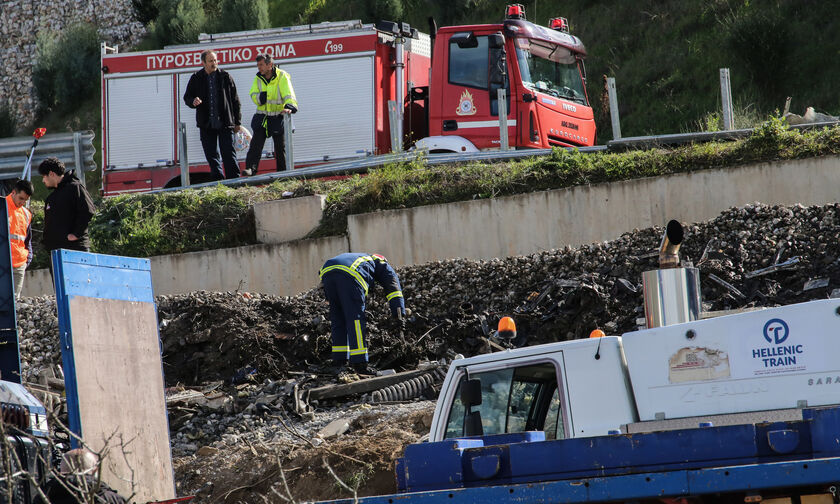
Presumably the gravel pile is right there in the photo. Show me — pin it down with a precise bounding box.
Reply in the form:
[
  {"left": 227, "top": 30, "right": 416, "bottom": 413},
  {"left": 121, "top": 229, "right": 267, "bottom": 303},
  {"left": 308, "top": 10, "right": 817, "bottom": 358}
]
[{"left": 15, "top": 202, "right": 840, "bottom": 455}]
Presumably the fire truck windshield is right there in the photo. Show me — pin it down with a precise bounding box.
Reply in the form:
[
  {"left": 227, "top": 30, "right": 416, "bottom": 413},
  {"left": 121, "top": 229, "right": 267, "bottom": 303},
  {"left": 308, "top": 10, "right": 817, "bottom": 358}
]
[{"left": 515, "top": 40, "right": 587, "bottom": 105}]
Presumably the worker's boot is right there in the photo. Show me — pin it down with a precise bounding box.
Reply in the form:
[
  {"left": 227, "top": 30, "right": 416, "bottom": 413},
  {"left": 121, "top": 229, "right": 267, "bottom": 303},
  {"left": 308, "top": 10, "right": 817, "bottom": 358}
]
[
  {"left": 319, "top": 363, "right": 347, "bottom": 376},
  {"left": 350, "top": 362, "right": 376, "bottom": 376}
]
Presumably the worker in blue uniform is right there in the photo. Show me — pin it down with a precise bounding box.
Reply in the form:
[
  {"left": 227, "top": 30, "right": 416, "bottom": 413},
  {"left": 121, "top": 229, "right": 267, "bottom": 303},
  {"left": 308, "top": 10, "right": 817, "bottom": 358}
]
[{"left": 319, "top": 253, "right": 406, "bottom": 373}]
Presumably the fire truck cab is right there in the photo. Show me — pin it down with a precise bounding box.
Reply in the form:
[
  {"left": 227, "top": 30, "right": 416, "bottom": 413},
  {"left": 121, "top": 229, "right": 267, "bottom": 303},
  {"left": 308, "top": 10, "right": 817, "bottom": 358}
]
[{"left": 420, "top": 4, "right": 595, "bottom": 153}]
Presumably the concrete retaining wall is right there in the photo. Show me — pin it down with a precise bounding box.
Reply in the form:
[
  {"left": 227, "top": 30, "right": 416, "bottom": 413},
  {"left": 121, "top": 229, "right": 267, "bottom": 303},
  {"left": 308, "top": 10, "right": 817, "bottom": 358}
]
[
  {"left": 23, "top": 235, "right": 348, "bottom": 298},
  {"left": 254, "top": 195, "right": 326, "bottom": 244},
  {"left": 21, "top": 155, "right": 840, "bottom": 297},
  {"left": 348, "top": 156, "right": 840, "bottom": 266}
]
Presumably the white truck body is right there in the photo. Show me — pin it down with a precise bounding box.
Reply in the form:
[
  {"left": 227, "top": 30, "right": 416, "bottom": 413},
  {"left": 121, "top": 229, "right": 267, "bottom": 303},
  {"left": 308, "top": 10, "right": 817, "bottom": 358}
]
[{"left": 429, "top": 299, "right": 840, "bottom": 442}]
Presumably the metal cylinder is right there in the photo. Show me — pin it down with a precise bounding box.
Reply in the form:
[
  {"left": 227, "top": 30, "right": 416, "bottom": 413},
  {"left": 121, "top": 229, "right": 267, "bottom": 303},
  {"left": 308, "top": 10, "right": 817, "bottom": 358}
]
[
  {"left": 642, "top": 267, "right": 701, "bottom": 329},
  {"left": 394, "top": 36, "right": 405, "bottom": 152}
]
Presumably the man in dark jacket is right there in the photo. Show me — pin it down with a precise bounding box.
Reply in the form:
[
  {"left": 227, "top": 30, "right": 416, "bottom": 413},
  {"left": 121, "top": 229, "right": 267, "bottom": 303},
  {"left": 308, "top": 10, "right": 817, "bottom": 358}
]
[
  {"left": 38, "top": 158, "right": 96, "bottom": 268},
  {"left": 183, "top": 49, "right": 243, "bottom": 180}
]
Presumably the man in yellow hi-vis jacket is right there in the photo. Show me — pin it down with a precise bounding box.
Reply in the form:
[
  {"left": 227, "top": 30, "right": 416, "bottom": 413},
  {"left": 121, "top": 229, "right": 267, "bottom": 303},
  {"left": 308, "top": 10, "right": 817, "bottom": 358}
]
[{"left": 245, "top": 53, "right": 298, "bottom": 174}]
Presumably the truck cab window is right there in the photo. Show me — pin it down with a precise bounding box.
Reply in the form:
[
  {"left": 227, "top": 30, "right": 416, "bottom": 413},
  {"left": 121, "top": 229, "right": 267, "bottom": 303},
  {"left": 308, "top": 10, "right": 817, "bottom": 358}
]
[
  {"left": 444, "top": 363, "right": 562, "bottom": 439},
  {"left": 543, "top": 388, "right": 564, "bottom": 440},
  {"left": 449, "top": 36, "right": 489, "bottom": 90},
  {"left": 515, "top": 39, "right": 587, "bottom": 105}
]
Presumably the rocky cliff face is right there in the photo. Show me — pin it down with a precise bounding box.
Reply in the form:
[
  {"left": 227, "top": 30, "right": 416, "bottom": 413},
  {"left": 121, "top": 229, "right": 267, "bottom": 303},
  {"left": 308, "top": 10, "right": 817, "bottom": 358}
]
[{"left": 0, "top": 0, "right": 145, "bottom": 127}]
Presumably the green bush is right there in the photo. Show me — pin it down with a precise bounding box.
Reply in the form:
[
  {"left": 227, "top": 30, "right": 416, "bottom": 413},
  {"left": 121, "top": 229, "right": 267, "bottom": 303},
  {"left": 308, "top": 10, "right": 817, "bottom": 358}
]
[
  {"left": 213, "top": 0, "right": 269, "bottom": 33},
  {"left": 131, "top": 0, "right": 159, "bottom": 24},
  {"left": 0, "top": 102, "right": 17, "bottom": 138},
  {"left": 31, "top": 23, "right": 100, "bottom": 113},
  {"left": 148, "top": 0, "right": 209, "bottom": 46}
]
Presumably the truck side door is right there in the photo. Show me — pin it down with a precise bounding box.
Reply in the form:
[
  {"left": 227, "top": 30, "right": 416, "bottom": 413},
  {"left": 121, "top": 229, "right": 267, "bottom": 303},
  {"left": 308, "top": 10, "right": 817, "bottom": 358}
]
[
  {"left": 442, "top": 361, "right": 568, "bottom": 440},
  {"left": 438, "top": 32, "right": 513, "bottom": 149}
]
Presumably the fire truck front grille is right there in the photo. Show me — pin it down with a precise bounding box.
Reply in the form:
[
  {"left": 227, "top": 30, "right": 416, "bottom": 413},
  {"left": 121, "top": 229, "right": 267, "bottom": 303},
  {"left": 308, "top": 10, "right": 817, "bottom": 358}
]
[{"left": 547, "top": 134, "right": 580, "bottom": 147}]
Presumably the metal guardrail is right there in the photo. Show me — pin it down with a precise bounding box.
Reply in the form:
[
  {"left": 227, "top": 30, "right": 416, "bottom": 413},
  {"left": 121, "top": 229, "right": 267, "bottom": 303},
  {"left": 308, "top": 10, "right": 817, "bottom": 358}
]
[
  {"left": 149, "top": 119, "right": 840, "bottom": 194},
  {"left": 0, "top": 131, "right": 96, "bottom": 181},
  {"left": 152, "top": 145, "right": 607, "bottom": 193},
  {"left": 606, "top": 120, "right": 840, "bottom": 151}
]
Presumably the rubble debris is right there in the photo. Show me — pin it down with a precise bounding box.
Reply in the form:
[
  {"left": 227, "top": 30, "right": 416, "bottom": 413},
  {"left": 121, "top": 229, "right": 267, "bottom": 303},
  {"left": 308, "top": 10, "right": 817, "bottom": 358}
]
[
  {"left": 318, "top": 418, "right": 350, "bottom": 439},
  {"left": 784, "top": 107, "right": 839, "bottom": 125},
  {"left": 304, "top": 366, "right": 444, "bottom": 402},
  {"left": 802, "top": 278, "right": 829, "bottom": 291},
  {"left": 744, "top": 256, "right": 801, "bottom": 279},
  {"left": 371, "top": 368, "right": 447, "bottom": 403},
  {"left": 706, "top": 273, "right": 746, "bottom": 300}
]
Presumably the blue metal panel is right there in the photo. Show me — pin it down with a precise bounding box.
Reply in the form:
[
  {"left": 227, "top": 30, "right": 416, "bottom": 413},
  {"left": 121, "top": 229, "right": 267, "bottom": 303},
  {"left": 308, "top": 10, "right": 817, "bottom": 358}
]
[
  {"left": 52, "top": 250, "right": 153, "bottom": 303},
  {"left": 806, "top": 407, "right": 840, "bottom": 455},
  {"left": 401, "top": 439, "right": 484, "bottom": 490},
  {"left": 688, "top": 456, "right": 840, "bottom": 493},
  {"left": 398, "top": 412, "right": 840, "bottom": 494},
  {"left": 0, "top": 202, "right": 21, "bottom": 383},
  {"left": 319, "top": 457, "right": 840, "bottom": 504},
  {"left": 501, "top": 424, "right": 761, "bottom": 484},
  {"left": 52, "top": 249, "right": 157, "bottom": 444},
  {"left": 400, "top": 425, "right": 764, "bottom": 492}
]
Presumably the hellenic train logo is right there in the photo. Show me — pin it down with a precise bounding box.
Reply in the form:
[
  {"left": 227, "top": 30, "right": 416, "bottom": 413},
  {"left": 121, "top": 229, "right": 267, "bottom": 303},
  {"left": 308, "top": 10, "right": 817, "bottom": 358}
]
[
  {"left": 763, "top": 318, "right": 789, "bottom": 344},
  {"left": 753, "top": 318, "right": 802, "bottom": 371}
]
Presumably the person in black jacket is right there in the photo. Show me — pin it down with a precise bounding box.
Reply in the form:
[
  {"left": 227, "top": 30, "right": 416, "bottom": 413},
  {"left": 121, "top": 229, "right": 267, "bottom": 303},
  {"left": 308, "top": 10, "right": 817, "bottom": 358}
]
[
  {"left": 183, "top": 49, "right": 243, "bottom": 180},
  {"left": 38, "top": 158, "right": 96, "bottom": 269}
]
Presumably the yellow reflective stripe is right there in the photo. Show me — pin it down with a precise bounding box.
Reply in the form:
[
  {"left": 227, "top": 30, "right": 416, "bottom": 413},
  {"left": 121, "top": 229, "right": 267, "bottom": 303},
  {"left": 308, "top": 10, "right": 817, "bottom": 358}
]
[
  {"left": 349, "top": 255, "right": 373, "bottom": 271},
  {"left": 9, "top": 234, "right": 25, "bottom": 242},
  {"left": 386, "top": 291, "right": 403, "bottom": 301},
  {"left": 353, "top": 319, "right": 366, "bottom": 353},
  {"left": 332, "top": 346, "right": 349, "bottom": 352},
  {"left": 319, "top": 265, "right": 369, "bottom": 294}
]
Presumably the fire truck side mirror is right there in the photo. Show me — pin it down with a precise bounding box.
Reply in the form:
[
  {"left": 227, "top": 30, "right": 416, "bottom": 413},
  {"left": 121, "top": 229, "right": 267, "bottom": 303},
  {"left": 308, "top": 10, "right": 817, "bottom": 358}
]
[
  {"left": 489, "top": 33, "right": 507, "bottom": 85},
  {"left": 451, "top": 32, "right": 478, "bottom": 49},
  {"left": 488, "top": 33, "right": 505, "bottom": 49}
]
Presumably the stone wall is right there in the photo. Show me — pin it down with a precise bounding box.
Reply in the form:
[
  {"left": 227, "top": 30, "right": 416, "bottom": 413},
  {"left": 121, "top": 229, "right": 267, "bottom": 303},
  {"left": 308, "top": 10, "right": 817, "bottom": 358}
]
[{"left": 0, "top": 0, "right": 146, "bottom": 127}]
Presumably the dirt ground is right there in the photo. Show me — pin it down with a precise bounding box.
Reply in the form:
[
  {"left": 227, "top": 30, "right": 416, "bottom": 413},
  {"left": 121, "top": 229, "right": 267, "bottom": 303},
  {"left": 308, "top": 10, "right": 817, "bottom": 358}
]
[{"left": 173, "top": 406, "right": 434, "bottom": 503}]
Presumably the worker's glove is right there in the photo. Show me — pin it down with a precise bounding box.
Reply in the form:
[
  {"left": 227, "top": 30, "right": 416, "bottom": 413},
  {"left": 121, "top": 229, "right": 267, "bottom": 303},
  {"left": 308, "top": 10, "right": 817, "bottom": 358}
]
[
  {"left": 393, "top": 310, "right": 406, "bottom": 330},
  {"left": 259, "top": 92, "right": 267, "bottom": 105}
]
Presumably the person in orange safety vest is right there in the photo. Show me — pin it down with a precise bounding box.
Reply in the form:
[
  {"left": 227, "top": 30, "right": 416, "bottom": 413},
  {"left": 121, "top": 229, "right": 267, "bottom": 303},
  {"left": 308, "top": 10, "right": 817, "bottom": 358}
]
[{"left": 6, "top": 180, "right": 33, "bottom": 297}]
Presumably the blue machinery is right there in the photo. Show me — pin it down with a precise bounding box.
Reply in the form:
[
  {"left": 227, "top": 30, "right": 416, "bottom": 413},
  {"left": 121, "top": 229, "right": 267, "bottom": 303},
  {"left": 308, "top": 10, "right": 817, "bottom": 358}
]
[{"left": 323, "top": 407, "right": 840, "bottom": 503}]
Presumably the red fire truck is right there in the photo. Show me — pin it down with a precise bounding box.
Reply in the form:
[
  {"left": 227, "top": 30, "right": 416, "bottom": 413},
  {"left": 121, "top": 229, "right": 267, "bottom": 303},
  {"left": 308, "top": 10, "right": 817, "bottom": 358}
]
[{"left": 100, "top": 5, "right": 594, "bottom": 196}]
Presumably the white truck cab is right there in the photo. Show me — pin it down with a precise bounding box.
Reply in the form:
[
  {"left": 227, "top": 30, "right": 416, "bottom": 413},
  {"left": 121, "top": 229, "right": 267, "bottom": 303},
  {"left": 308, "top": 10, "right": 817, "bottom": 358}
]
[{"left": 428, "top": 336, "right": 638, "bottom": 442}]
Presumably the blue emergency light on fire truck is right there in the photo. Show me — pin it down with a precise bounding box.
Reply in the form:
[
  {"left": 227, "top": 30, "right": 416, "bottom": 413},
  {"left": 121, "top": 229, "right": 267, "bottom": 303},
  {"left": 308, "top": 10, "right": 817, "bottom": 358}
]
[
  {"left": 99, "top": 4, "right": 595, "bottom": 195},
  {"left": 317, "top": 220, "right": 840, "bottom": 504}
]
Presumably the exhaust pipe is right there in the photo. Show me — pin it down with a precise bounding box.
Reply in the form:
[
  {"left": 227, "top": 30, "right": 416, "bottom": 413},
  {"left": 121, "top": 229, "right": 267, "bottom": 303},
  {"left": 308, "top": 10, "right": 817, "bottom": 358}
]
[
  {"left": 658, "top": 219, "right": 684, "bottom": 268},
  {"left": 642, "top": 220, "right": 701, "bottom": 329}
]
